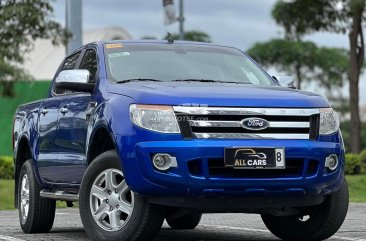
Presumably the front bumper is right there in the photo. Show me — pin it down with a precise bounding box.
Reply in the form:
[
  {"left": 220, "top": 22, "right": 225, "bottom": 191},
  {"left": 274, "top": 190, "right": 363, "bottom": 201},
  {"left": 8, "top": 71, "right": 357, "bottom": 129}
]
[{"left": 116, "top": 136, "right": 344, "bottom": 208}]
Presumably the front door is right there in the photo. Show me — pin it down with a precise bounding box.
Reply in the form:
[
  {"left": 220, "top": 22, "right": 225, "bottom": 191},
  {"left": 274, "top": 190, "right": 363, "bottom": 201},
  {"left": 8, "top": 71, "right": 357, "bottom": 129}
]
[
  {"left": 51, "top": 47, "right": 98, "bottom": 184},
  {"left": 55, "top": 94, "right": 91, "bottom": 184}
]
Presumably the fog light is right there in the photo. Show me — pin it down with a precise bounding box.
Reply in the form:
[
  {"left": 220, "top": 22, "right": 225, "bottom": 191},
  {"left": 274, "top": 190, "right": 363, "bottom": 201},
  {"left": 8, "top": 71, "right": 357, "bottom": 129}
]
[
  {"left": 325, "top": 154, "right": 339, "bottom": 171},
  {"left": 152, "top": 154, "right": 177, "bottom": 171}
]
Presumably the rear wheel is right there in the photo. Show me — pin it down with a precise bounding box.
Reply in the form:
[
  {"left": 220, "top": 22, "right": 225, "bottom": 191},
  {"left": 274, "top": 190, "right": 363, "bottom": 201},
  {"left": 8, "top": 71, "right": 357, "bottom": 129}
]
[
  {"left": 166, "top": 212, "right": 202, "bottom": 230},
  {"left": 18, "top": 159, "right": 56, "bottom": 233},
  {"left": 261, "top": 179, "right": 349, "bottom": 241},
  {"left": 79, "top": 150, "right": 165, "bottom": 241}
]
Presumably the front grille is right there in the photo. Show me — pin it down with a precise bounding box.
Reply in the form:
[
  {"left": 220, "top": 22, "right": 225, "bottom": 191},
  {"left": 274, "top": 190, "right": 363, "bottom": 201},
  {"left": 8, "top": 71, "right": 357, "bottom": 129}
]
[{"left": 174, "top": 107, "right": 320, "bottom": 140}]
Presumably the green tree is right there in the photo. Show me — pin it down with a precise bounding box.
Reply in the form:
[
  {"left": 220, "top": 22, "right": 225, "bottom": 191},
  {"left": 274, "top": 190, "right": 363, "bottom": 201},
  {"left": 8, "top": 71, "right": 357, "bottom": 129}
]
[
  {"left": 247, "top": 39, "right": 348, "bottom": 89},
  {"left": 141, "top": 36, "right": 158, "bottom": 40},
  {"left": 164, "top": 30, "right": 212, "bottom": 42},
  {"left": 0, "top": 0, "right": 69, "bottom": 97},
  {"left": 272, "top": 0, "right": 365, "bottom": 153}
]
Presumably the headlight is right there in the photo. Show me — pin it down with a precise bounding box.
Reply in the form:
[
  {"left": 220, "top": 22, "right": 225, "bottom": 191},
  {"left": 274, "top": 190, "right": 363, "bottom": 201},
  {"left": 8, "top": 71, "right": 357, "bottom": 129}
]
[
  {"left": 319, "top": 108, "right": 340, "bottom": 135},
  {"left": 130, "top": 104, "right": 180, "bottom": 133}
]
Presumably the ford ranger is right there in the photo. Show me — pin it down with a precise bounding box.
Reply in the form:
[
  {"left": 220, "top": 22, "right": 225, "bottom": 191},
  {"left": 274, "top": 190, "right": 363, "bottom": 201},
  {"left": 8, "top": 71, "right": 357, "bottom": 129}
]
[{"left": 13, "top": 40, "right": 348, "bottom": 241}]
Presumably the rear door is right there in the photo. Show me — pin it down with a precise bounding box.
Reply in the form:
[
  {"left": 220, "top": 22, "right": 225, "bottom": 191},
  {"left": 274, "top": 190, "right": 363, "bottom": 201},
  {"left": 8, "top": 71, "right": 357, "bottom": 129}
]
[
  {"left": 37, "top": 98, "right": 62, "bottom": 183},
  {"left": 37, "top": 51, "right": 83, "bottom": 183},
  {"left": 56, "top": 48, "right": 98, "bottom": 184}
]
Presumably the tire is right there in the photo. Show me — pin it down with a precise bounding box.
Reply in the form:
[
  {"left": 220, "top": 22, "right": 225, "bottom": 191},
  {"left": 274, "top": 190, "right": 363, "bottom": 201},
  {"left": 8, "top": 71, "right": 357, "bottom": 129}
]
[
  {"left": 166, "top": 212, "right": 202, "bottom": 230},
  {"left": 261, "top": 179, "right": 349, "bottom": 241},
  {"left": 18, "top": 159, "right": 56, "bottom": 233},
  {"left": 79, "top": 150, "right": 165, "bottom": 241}
]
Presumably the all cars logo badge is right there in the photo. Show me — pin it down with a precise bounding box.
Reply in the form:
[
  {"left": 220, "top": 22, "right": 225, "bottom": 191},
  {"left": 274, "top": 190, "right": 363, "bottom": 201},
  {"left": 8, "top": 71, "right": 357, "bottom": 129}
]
[{"left": 240, "top": 117, "right": 270, "bottom": 130}]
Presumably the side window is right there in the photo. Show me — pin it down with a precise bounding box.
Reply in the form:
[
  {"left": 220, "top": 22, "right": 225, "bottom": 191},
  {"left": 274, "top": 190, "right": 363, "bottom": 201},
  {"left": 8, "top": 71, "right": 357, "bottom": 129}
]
[
  {"left": 79, "top": 49, "right": 98, "bottom": 83},
  {"left": 54, "top": 51, "right": 81, "bottom": 95},
  {"left": 62, "top": 52, "right": 81, "bottom": 70}
]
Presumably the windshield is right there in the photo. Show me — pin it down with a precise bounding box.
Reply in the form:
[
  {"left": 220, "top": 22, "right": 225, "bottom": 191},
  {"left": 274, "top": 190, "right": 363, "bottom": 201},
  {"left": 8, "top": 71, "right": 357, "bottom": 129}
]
[{"left": 105, "top": 43, "right": 274, "bottom": 85}]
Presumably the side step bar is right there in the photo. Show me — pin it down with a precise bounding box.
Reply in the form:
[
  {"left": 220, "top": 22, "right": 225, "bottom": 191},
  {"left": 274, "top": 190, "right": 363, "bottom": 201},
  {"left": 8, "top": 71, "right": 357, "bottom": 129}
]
[{"left": 40, "top": 190, "right": 79, "bottom": 202}]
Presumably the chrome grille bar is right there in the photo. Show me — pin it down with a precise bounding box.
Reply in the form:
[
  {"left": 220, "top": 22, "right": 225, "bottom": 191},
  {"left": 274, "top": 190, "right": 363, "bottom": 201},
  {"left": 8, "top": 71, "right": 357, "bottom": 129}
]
[
  {"left": 189, "top": 120, "right": 310, "bottom": 128},
  {"left": 174, "top": 106, "right": 320, "bottom": 116},
  {"left": 193, "top": 133, "right": 310, "bottom": 139},
  {"left": 174, "top": 107, "right": 319, "bottom": 140}
]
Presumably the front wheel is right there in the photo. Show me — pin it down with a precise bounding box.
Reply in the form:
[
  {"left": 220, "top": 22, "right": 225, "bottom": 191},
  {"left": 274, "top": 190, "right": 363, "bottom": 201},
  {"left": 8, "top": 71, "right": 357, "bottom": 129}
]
[
  {"left": 261, "top": 179, "right": 349, "bottom": 241},
  {"left": 79, "top": 150, "right": 165, "bottom": 241}
]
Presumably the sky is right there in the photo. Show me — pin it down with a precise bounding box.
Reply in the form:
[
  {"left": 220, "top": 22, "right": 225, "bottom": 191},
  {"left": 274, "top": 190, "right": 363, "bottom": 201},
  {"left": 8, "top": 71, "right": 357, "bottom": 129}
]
[
  {"left": 51, "top": 0, "right": 350, "bottom": 50},
  {"left": 50, "top": 0, "right": 365, "bottom": 103}
]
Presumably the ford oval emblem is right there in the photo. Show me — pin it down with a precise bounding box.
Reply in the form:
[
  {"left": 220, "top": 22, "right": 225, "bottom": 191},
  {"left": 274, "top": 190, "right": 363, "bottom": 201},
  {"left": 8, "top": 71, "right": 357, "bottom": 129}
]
[{"left": 240, "top": 117, "right": 270, "bottom": 130}]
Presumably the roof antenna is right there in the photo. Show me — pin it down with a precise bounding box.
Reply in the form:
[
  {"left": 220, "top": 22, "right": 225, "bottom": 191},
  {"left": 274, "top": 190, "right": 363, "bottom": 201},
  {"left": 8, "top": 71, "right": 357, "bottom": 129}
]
[{"left": 167, "top": 32, "right": 174, "bottom": 44}]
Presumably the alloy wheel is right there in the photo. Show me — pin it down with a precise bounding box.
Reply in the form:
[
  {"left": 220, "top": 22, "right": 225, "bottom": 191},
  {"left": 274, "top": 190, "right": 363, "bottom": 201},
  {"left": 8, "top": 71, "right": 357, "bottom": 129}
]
[
  {"left": 20, "top": 174, "right": 30, "bottom": 224},
  {"left": 89, "top": 168, "right": 134, "bottom": 231}
]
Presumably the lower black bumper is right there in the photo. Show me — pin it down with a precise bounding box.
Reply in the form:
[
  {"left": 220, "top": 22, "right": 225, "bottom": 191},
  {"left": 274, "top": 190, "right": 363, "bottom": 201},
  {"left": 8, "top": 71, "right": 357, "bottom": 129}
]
[{"left": 146, "top": 194, "right": 326, "bottom": 212}]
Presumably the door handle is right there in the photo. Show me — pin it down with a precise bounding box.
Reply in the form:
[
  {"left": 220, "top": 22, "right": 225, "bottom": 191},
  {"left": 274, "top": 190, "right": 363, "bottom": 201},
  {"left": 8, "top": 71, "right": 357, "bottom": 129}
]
[
  {"left": 60, "top": 107, "right": 69, "bottom": 114},
  {"left": 40, "top": 109, "right": 48, "bottom": 115}
]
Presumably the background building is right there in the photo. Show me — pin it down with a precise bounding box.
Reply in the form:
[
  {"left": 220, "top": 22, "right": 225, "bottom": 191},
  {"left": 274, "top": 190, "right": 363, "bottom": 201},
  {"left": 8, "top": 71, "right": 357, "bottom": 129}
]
[{"left": 22, "top": 27, "right": 132, "bottom": 80}]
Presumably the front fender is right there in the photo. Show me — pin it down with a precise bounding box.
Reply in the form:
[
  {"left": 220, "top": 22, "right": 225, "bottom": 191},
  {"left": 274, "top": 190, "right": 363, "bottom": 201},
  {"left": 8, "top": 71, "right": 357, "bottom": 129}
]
[
  {"left": 85, "top": 94, "right": 135, "bottom": 164},
  {"left": 85, "top": 94, "right": 184, "bottom": 190}
]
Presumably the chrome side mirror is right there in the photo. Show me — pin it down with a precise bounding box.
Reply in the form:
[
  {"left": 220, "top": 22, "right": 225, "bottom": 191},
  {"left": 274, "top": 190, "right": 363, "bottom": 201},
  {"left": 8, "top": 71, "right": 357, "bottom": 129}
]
[
  {"left": 272, "top": 75, "right": 296, "bottom": 89},
  {"left": 55, "top": 70, "right": 94, "bottom": 93}
]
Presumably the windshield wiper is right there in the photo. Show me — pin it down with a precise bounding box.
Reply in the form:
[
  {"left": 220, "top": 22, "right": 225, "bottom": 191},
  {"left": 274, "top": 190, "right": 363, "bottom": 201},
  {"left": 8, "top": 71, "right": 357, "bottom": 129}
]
[
  {"left": 116, "top": 78, "right": 253, "bottom": 84},
  {"left": 116, "top": 78, "right": 163, "bottom": 84},
  {"left": 171, "top": 79, "right": 251, "bottom": 84},
  {"left": 172, "top": 79, "right": 225, "bottom": 83}
]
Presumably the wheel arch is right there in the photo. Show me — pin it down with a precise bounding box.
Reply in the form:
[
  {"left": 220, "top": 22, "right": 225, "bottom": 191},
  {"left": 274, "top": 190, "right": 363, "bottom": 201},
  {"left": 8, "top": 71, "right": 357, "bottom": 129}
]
[
  {"left": 86, "top": 125, "right": 117, "bottom": 166},
  {"left": 14, "top": 135, "right": 33, "bottom": 208}
]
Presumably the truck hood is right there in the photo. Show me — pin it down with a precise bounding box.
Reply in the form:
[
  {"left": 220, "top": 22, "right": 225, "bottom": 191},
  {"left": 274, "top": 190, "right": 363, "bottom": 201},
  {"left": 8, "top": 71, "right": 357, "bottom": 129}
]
[{"left": 107, "top": 82, "right": 329, "bottom": 108}]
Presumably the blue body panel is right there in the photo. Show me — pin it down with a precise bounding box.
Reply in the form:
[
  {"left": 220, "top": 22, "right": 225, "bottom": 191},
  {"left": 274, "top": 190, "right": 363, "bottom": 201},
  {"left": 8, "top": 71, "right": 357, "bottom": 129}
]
[
  {"left": 13, "top": 41, "right": 344, "bottom": 209},
  {"left": 107, "top": 82, "right": 329, "bottom": 108}
]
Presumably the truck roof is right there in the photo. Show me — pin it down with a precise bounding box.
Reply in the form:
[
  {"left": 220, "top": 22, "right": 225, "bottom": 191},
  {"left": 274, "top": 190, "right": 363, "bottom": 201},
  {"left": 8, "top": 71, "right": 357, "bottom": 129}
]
[{"left": 86, "top": 40, "right": 239, "bottom": 51}]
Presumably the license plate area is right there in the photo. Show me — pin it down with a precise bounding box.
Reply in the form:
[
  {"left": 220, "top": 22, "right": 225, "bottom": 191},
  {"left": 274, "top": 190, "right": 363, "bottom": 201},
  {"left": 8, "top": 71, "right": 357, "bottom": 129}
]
[{"left": 224, "top": 147, "right": 285, "bottom": 169}]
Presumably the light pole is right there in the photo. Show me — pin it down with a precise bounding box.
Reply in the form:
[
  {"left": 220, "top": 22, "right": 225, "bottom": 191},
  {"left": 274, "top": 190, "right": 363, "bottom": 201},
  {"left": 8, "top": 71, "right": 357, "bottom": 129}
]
[
  {"left": 66, "top": 0, "right": 82, "bottom": 54},
  {"left": 178, "top": 0, "right": 184, "bottom": 40}
]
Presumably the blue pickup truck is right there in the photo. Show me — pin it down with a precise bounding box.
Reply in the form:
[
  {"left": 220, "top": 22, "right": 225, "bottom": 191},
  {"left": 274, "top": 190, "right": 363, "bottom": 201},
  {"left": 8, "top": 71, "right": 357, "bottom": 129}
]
[{"left": 13, "top": 40, "right": 348, "bottom": 241}]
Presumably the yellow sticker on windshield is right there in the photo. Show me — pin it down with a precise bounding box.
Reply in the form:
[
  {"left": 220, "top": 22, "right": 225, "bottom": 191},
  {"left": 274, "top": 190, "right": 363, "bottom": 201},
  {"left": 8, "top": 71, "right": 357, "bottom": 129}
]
[{"left": 106, "top": 43, "right": 123, "bottom": 49}]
